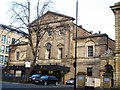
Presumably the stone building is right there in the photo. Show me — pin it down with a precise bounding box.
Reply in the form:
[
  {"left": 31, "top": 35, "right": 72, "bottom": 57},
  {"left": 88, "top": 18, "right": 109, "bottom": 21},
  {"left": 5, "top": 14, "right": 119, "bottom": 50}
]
[
  {"left": 8, "top": 11, "right": 115, "bottom": 87},
  {"left": 8, "top": 42, "right": 28, "bottom": 76},
  {"left": 110, "top": 1, "right": 120, "bottom": 88},
  {"left": 77, "top": 33, "right": 115, "bottom": 87}
]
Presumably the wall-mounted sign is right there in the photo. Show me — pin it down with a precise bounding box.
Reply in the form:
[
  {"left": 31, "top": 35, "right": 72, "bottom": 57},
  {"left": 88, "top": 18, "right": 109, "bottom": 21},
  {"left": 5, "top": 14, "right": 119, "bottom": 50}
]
[
  {"left": 78, "top": 76, "right": 84, "bottom": 80},
  {"left": 16, "top": 71, "right": 21, "bottom": 77},
  {"left": 104, "top": 78, "right": 110, "bottom": 82},
  {"left": 25, "top": 61, "right": 31, "bottom": 68}
]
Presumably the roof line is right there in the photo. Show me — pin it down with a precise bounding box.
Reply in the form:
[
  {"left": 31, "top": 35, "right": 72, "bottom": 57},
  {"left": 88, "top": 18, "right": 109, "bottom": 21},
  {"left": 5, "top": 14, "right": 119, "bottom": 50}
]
[{"left": 0, "top": 24, "right": 28, "bottom": 35}]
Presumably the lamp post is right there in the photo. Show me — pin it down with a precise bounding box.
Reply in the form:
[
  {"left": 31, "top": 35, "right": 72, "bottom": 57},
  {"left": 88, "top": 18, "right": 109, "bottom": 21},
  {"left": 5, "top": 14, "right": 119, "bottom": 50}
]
[{"left": 74, "top": 0, "right": 78, "bottom": 90}]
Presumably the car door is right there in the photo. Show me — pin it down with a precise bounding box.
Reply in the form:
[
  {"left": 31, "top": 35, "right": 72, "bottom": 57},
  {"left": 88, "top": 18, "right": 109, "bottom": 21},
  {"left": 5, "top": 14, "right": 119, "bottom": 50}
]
[{"left": 48, "top": 77, "right": 53, "bottom": 84}]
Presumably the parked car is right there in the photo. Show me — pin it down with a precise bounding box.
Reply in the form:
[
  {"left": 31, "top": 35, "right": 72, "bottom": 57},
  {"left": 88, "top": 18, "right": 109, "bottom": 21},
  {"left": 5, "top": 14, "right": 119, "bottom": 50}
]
[
  {"left": 3, "top": 73, "right": 15, "bottom": 81},
  {"left": 66, "top": 78, "right": 74, "bottom": 85},
  {"left": 29, "top": 74, "right": 42, "bottom": 83},
  {"left": 34, "top": 75, "right": 59, "bottom": 85},
  {"left": 3, "top": 73, "right": 15, "bottom": 78}
]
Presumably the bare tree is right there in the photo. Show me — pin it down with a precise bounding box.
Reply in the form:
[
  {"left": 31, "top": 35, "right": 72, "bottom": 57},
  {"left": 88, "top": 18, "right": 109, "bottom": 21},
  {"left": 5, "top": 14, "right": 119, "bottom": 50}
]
[{"left": 9, "top": 0, "right": 52, "bottom": 82}]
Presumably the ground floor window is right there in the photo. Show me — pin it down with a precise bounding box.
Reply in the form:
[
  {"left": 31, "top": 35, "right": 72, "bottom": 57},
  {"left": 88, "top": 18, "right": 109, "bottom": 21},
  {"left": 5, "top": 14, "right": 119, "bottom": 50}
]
[{"left": 87, "top": 67, "right": 92, "bottom": 76}]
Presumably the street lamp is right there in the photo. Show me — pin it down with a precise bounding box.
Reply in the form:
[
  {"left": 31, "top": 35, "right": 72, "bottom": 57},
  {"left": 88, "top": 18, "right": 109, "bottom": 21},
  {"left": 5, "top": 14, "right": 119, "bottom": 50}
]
[{"left": 74, "top": 0, "right": 78, "bottom": 90}]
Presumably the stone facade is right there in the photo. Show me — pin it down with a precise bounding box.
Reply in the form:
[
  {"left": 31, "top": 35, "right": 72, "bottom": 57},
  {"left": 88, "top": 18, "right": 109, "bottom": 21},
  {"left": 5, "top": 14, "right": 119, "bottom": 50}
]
[
  {"left": 110, "top": 2, "right": 120, "bottom": 88},
  {"left": 77, "top": 33, "right": 115, "bottom": 87},
  {"left": 8, "top": 11, "right": 115, "bottom": 86}
]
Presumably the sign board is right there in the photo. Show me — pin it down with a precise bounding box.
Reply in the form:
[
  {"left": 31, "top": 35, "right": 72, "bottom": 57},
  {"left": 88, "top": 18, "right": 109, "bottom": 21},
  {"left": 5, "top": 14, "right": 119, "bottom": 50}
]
[
  {"left": 104, "top": 78, "right": 110, "bottom": 82},
  {"left": 25, "top": 61, "right": 31, "bottom": 68},
  {"left": 78, "top": 76, "right": 84, "bottom": 80},
  {"left": 16, "top": 71, "right": 21, "bottom": 77}
]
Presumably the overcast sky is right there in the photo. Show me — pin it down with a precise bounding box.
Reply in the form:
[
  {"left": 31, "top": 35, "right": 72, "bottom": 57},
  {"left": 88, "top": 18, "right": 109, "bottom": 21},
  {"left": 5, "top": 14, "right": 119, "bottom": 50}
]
[{"left": 0, "top": 0, "right": 120, "bottom": 40}]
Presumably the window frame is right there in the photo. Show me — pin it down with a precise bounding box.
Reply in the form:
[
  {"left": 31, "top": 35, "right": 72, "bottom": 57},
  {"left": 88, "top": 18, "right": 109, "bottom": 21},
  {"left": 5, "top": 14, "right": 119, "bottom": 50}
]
[
  {"left": 59, "top": 29, "right": 65, "bottom": 35},
  {"left": 1, "top": 45, "right": 5, "bottom": 53},
  {"left": 45, "top": 43, "right": 51, "bottom": 59},
  {"left": 0, "top": 55, "right": 4, "bottom": 63},
  {"left": 16, "top": 52, "right": 20, "bottom": 60},
  {"left": 2, "top": 35, "right": 6, "bottom": 44},
  {"left": 47, "top": 30, "right": 52, "bottom": 37},
  {"left": 58, "top": 48, "right": 63, "bottom": 59},
  {"left": 87, "top": 67, "right": 92, "bottom": 76},
  {"left": 88, "top": 46, "right": 93, "bottom": 57},
  {"left": 6, "top": 46, "right": 9, "bottom": 54}
]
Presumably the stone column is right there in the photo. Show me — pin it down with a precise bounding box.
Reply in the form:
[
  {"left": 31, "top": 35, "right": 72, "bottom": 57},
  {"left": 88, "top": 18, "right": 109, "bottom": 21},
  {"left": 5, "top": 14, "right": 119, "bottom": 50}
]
[{"left": 110, "top": 2, "right": 120, "bottom": 88}]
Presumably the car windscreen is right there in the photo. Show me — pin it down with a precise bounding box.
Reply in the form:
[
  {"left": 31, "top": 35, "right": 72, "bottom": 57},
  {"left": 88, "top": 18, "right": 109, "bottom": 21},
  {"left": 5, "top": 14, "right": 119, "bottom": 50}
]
[
  {"left": 40, "top": 76, "right": 48, "bottom": 79},
  {"left": 31, "top": 74, "right": 40, "bottom": 78}
]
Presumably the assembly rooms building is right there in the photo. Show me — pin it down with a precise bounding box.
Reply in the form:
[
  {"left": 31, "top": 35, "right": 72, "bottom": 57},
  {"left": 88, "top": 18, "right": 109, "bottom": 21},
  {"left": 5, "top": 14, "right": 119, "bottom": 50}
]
[{"left": 8, "top": 11, "right": 115, "bottom": 86}]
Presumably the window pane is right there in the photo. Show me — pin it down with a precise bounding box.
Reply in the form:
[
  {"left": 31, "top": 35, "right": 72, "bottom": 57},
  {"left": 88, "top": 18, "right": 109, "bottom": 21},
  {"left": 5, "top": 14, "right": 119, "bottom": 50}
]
[
  {"left": 58, "top": 48, "right": 63, "bottom": 59},
  {"left": 16, "top": 52, "right": 20, "bottom": 60},
  {"left": 0, "top": 34, "right": 2, "bottom": 41},
  {"left": 88, "top": 46, "right": 93, "bottom": 57},
  {"left": 59, "top": 29, "right": 65, "bottom": 35},
  {"left": 48, "top": 30, "right": 52, "bottom": 36},
  {"left": 0, "top": 55, "right": 4, "bottom": 63},
  {"left": 1, "top": 45, "right": 5, "bottom": 53},
  {"left": 87, "top": 67, "right": 92, "bottom": 76},
  {"left": 5, "top": 56, "right": 8, "bottom": 62},
  {"left": 0, "top": 45, "right": 1, "bottom": 53},
  {"left": 6, "top": 46, "right": 9, "bottom": 54},
  {"left": 7, "top": 36, "right": 10, "bottom": 44},
  {"left": 16, "top": 40, "right": 20, "bottom": 44},
  {"left": 12, "top": 38, "right": 16, "bottom": 44},
  {"left": 46, "top": 43, "right": 51, "bottom": 51},
  {"left": 2, "top": 35, "right": 6, "bottom": 44}
]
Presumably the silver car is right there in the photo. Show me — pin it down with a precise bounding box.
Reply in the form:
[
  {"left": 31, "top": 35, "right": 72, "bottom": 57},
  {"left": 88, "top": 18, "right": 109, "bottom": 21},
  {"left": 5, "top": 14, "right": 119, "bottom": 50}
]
[{"left": 66, "top": 78, "right": 74, "bottom": 85}]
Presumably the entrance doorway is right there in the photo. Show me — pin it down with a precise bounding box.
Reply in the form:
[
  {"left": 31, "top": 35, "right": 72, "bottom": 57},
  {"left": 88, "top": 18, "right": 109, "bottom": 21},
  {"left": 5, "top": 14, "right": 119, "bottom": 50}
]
[{"left": 105, "top": 64, "right": 113, "bottom": 87}]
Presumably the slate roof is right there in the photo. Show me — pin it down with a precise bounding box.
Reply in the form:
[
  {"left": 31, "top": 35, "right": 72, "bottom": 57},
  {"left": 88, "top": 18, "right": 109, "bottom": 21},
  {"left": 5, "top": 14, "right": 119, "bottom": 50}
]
[{"left": 0, "top": 24, "right": 28, "bottom": 36}]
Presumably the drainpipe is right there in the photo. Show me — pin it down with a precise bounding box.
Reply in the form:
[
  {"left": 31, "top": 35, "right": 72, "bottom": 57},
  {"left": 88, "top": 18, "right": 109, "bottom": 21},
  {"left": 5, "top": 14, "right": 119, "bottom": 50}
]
[{"left": 106, "top": 34, "right": 108, "bottom": 51}]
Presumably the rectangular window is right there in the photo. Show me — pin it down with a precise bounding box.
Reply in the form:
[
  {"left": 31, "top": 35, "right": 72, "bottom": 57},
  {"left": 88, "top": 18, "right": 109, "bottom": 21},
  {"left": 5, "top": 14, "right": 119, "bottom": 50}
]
[
  {"left": 48, "top": 30, "right": 52, "bottom": 36},
  {"left": 16, "top": 40, "right": 20, "bottom": 44},
  {"left": 1, "top": 45, "right": 5, "bottom": 53},
  {"left": 87, "top": 67, "right": 92, "bottom": 76},
  {"left": 59, "top": 29, "right": 65, "bottom": 35},
  {"left": 0, "top": 45, "right": 1, "bottom": 53},
  {"left": 16, "top": 52, "right": 20, "bottom": 60},
  {"left": 5, "top": 56, "right": 8, "bottom": 62},
  {"left": 6, "top": 46, "right": 9, "bottom": 54},
  {"left": 2, "top": 35, "right": 6, "bottom": 43},
  {"left": 88, "top": 46, "right": 93, "bottom": 57},
  {"left": 58, "top": 48, "right": 63, "bottom": 59},
  {"left": 12, "top": 38, "right": 16, "bottom": 44},
  {"left": 0, "top": 34, "right": 2, "bottom": 41},
  {"left": 0, "top": 55, "right": 4, "bottom": 63},
  {"left": 7, "top": 36, "right": 10, "bottom": 44},
  {"left": 45, "top": 50, "right": 51, "bottom": 59}
]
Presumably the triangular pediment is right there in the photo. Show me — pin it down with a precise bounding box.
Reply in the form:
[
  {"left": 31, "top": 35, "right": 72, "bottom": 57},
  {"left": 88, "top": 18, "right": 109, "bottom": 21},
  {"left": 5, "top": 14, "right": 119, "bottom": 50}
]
[
  {"left": 57, "top": 43, "right": 64, "bottom": 47},
  {"left": 41, "top": 11, "right": 74, "bottom": 23},
  {"left": 31, "top": 11, "right": 75, "bottom": 25}
]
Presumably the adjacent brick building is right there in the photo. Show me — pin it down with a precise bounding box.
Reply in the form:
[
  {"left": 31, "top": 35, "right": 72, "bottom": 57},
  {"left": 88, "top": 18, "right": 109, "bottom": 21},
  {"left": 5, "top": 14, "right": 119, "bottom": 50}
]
[{"left": 0, "top": 24, "right": 27, "bottom": 66}]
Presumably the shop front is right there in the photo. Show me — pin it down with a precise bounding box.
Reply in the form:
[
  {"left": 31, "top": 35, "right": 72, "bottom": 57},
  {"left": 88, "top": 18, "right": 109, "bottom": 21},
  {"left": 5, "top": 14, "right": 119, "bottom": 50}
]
[{"left": 8, "top": 64, "right": 70, "bottom": 83}]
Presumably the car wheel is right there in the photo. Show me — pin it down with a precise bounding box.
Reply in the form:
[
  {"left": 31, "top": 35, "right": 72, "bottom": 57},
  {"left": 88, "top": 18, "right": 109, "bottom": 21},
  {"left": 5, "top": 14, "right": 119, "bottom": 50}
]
[
  {"left": 35, "top": 81, "right": 39, "bottom": 85},
  {"left": 55, "top": 82, "right": 58, "bottom": 85},
  {"left": 44, "top": 82, "right": 47, "bottom": 85}
]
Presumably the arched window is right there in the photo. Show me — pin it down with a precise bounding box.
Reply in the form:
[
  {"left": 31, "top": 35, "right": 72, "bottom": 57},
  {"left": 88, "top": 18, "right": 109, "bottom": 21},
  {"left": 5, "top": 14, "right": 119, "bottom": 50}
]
[
  {"left": 85, "top": 40, "right": 95, "bottom": 57},
  {"left": 45, "top": 43, "right": 51, "bottom": 59},
  {"left": 105, "top": 64, "right": 113, "bottom": 73}
]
